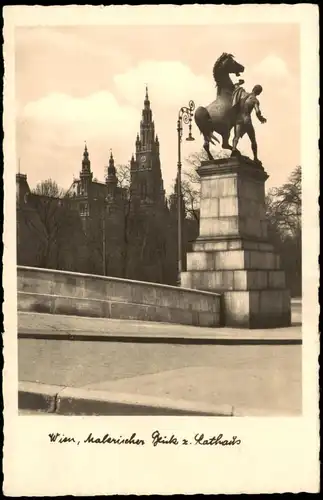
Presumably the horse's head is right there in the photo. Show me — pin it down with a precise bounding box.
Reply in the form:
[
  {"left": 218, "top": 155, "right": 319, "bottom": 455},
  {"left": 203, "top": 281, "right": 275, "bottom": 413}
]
[{"left": 213, "top": 53, "right": 245, "bottom": 86}]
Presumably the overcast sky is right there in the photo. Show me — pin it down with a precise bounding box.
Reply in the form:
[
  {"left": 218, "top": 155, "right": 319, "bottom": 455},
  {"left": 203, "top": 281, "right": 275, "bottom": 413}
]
[{"left": 15, "top": 24, "right": 300, "bottom": 194}]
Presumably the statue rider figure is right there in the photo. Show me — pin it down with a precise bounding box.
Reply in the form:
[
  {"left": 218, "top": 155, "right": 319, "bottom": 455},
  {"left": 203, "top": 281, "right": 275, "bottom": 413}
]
[{"left": 231, "top": 84, "right": 267, "bottom": 163}]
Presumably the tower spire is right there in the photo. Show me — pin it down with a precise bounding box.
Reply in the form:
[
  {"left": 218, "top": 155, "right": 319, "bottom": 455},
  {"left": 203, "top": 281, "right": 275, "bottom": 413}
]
[
  {"left": 144, "top": 84, "right": 150, "bottom": 108},
  {"left": 132, "top": 87, "right": 165, "bottom": 207},
  {"left": 109, "top": 149, "right": 114, "bottom": 167},
  {"left": 106, "top": 149, "right": 117, "bottom": 185},
  {"left": 79, "top": 141, "right": 93, "bottom": 196},
  {"left": 141, "top": 84, "right": 153, "bottom": 143},
  {"left": 81, "top": 141, "right": 92, "bottom": 176}
]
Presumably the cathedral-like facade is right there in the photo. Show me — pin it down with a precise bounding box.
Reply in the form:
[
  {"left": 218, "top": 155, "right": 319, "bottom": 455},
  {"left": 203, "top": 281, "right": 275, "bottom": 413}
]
[
  {"left": 16, "top": 88, "right": 193, "bottom": 284},
  {"left": 68, "top": 86, "right": 167, "bottom": 225}
]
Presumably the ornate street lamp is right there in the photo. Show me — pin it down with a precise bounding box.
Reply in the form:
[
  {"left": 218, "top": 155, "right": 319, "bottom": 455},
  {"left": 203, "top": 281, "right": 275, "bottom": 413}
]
[
  {"left": 93, "top": 197, "right": 107, "bottom": 276},
  {"left": 177, "top": 100, "right": 195, "bottom": 286}
]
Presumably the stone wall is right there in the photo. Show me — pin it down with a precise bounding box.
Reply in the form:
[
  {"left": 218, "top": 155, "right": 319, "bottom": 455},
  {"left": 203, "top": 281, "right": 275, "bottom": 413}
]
[{"left": 17, "top": 266, "right": 221, "bottom": 328}]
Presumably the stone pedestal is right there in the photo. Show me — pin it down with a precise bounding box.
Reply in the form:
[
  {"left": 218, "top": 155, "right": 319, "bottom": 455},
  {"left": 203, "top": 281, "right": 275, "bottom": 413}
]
[{"left": 181, "top": 156, "right": 291, "bottom": 328}]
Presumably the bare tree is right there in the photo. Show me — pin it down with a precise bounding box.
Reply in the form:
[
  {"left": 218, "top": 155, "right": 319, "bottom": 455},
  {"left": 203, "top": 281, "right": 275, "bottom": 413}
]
[
  {"left": 265, "top": 166, "right": 302, "bottom": 297},
  {"left": 22, "top": 179, "right": 83, "bottom": 269},
  {"left": 184, "top": 148, "right": 209, "bottom": 170},
  {"left": 266, "top": 166, "right": 301, "bottom": 238},
  {"left": 116, "top": 163, "right": 131, "bottom": 190},
  {"left": 185, "top": 148, "right": 231, "bottom": 169},
  {"left": 181, "top": 179, "right": 200, "bottom": 222},
  {"left": 33, "top": 179, "right": 65, "bottom": 198}
]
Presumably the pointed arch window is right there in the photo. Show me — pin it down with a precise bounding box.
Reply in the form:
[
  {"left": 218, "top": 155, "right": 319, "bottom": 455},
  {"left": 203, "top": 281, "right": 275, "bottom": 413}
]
[
  {"left": 141, "top": 180, "right": 147, "bottom": 199},
  {"left": 80, "top": 203, "right": 89, "bottom": 216}
]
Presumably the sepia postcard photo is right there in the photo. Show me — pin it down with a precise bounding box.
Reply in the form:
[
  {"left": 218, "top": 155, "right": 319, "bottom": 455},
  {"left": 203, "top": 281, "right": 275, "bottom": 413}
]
[{"left": 3, "top": 4, "right": 320, "bottom": 495}]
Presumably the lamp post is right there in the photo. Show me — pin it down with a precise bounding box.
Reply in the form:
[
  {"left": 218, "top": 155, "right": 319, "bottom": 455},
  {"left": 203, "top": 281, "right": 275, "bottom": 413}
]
[
  {"left": 93, "top": 197, "right": 106, "bottom": 276},
  {"left": 102, "top": 205, "right": 106, "bottom": 276},
  {"left": 177, "top": 100, "right": 195, "bottom": 286}
]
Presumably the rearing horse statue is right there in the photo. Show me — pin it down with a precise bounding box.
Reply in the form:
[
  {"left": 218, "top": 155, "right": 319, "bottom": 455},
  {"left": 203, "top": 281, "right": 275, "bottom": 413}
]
[{"left": 194, "top": 53, "right": 245, "bottom": 160}]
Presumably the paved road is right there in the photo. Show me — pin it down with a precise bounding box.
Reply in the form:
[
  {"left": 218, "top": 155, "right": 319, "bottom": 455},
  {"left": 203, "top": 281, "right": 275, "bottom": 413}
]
[
  {"left": 18, "top": 300, "right": 302, "bottom": 415},
  {"left": 19, "top": 340, "right": 301, "bottom": 415}
]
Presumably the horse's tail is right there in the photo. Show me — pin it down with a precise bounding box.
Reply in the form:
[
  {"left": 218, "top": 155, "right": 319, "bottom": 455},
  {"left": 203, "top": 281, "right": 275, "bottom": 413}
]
[{"left": 194, "top": 106, "right": 213, "bottom": 136}]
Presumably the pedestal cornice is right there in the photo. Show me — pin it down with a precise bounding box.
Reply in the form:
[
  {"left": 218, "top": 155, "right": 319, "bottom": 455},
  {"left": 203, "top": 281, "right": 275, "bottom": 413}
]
[{"left": 197, "top": 156, "right": 269, "bottom": 182}]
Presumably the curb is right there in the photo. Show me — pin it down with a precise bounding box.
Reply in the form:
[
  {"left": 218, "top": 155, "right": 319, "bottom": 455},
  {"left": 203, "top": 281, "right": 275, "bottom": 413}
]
[
  {"left": 18, "top": 382, "right": 234, "bottom": 417},
  {"left": 18, "top": 329, "right": 302, "bottom": 345},
  {"left": 18, "top": 382, "right": 63, "bottom": 413}
]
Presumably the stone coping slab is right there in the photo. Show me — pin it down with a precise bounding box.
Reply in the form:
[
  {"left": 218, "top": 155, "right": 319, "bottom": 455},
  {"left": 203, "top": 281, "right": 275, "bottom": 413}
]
[{"left": 18, "top": 265, "right": 221, "bottom": 297}]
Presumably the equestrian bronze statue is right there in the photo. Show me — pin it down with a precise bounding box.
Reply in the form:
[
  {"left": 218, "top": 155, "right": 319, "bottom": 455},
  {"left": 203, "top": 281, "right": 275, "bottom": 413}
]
[{"left": 194, "top": 53, "right": 267, "bottom": 163}]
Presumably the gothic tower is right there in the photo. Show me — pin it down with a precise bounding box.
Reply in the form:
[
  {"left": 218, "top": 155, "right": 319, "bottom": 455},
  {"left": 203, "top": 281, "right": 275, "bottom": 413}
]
[
  {"left": 130, "top": 87, "right": 165, "bottom": 208},
  {"left": 105, "top": 150, "right": 118, "bottom": 202},
  {"left": 77, "top": 143, "right": 93, "bottom": 223},
  {"left": 79, "top": 143, "right": 93, "bottom": 198}
]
